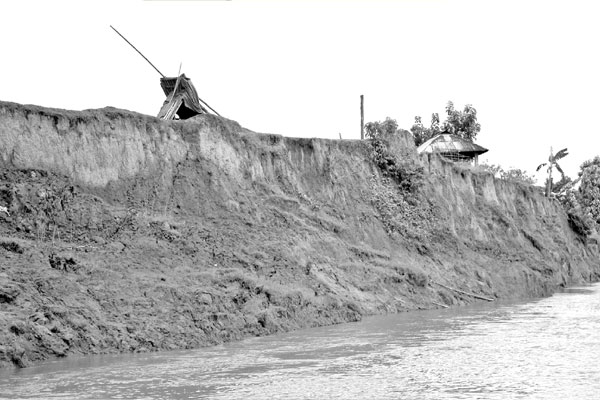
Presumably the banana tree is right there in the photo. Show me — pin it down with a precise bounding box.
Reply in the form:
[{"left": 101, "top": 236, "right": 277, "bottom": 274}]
[{"left": 537, "top": 147, "right": 568, "bottom": 197}]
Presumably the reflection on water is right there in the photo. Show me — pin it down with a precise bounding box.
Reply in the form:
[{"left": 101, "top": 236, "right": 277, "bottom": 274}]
[{"left": 1, "top": 283, "right": 600, "bottom": 399}]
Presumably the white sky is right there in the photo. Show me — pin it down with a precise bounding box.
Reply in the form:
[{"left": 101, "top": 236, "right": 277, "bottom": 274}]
[{"left": 2, "top": 0, "right": 599, "bottom": 182}]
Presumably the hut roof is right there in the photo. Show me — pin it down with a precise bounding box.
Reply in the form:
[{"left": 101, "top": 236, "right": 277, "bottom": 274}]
[
  {"left": 157, "top": 74, "right": 207, "bottom": 120},
  {"left": 416, "top": 133, "right": 488, "bottom": 156}
]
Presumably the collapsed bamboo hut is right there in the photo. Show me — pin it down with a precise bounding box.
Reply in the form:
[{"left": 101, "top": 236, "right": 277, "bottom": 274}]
[
  {"left": 110, "top": 26, "right": 220, "bottom": 121},
  {"left": 417, "top": 133, "right": 488, "bottom": 164},
  {"left": 157, "top": 74, "right": 208, "bottom": 120}
]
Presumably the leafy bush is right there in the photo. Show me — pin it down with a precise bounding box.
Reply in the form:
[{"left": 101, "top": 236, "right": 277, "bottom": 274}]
[
  {"left": 477, "top": 163, "right": 536, "bottom": 185},
  {"left": 559, "top": 187, "right": 594, "bottom": 238},
  {"left": 476, "top": 163, "right": 503, "bottom": 176},
  {"left": 365, "top": 118, "right": 437, "bottom": 239},
  {"left": 499, "top": 168, "right": 536, "bottom": 185},
  {"left": 365, "top": 118, "right": 424, "bottom": 195},
  {"left": 369, "top": 175, "right": 438, "bottom": 239},
  {"left": 370, "top": 139, "right": 424, "bottom": 195},
  {"left": 546, "top": 175, "right": 573, "bottom": 196},
  {"left": 578, "top": 156, "right": 600, "bottom": 225},
  {"left": 411, "top": 114, "right": 441, "bottom": 147},
  {"left": 548, "top": 157, "right": 600, "bottom": 238},
  {"left": 568, "top": 211, "right": 594, "bottom": 237},
  {"left": 364, "top": 117, "right": 398, "bottom": 141}
]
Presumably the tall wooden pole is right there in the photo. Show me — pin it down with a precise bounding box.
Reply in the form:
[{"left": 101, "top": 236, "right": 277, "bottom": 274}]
[{"left": 360, "top": 94, "right": 364, "bottom": 140}]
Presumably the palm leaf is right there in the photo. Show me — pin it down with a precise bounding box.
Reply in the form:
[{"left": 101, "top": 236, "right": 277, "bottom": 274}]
[
  {"left": 554, "top": 148, "right": 569, "bottom": 161},
  {"left": 555, "top": 162, "right": 564, "bottom": 176},
  {"left": 536, "top": 163, "right": 547, "bottom": 172}
]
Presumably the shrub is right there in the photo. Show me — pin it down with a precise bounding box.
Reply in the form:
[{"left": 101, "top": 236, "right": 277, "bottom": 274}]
[
  {"left": 476, "top": 163, "right": 503, "bottom": 176},
  {"left": 578, "top": 156, "right": 600, "bottom": 226},
  {"left": 370, "top": 139, "right": 424, "bottom": 195},
  {"left": 369, "top": 174, "right": 438, "bottom": 239},
  {"left": 477, "top": 163, "right": 536, "bottom": 185},
  {"left": 499, "top": 168, "right": 536, "bottom": 185},
  {"left": 568, "top": 211, "right": 593, "bottom": 238},
  {"left": 365, "top": 118, "right": 439, "bottom": 239},
  {"left": 560, "top": 189, "right": 594, "bottom": 238},
  {"left": 364, "top": 117, "right": 398, "bottom": 141},
  {"left": 407, "top": 268, "right": 429, "bottom": 287}
]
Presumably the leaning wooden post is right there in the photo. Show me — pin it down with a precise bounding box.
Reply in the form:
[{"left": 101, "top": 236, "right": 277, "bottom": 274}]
[{"left": 360, "top": 94, "right": 364, "bottom": 140}]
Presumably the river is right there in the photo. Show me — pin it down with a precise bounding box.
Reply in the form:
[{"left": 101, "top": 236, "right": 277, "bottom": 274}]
[{"left": 1, "top": 283, "right": 599, "bottom": 399}]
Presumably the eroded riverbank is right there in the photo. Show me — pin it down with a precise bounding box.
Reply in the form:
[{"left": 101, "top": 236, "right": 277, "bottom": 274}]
[{"left": 0, "top": 100, "right": 598, "bottom": 368}]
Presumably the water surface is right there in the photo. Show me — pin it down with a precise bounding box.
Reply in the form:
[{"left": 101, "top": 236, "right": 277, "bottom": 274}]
[{"left": 2, "top": 284, "right": 599, "bottom": 399}]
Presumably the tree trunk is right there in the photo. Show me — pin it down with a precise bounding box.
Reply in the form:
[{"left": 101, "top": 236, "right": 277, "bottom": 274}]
[{"left": 546, "top": 166, "right": 553, "bottom": 197}]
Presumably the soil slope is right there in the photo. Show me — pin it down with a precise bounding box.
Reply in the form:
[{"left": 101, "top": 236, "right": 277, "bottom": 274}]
[{"left": 0, "top": 100, "right": 598, "bottom": 368}]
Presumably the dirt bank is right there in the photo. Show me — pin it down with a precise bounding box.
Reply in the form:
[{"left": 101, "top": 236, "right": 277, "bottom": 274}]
[{"left": 0, "top": 100, "right": 598, "bottom": 368}]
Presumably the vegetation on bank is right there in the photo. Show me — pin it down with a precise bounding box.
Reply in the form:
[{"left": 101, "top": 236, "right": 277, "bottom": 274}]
[
  {"left": 557, "top": 157, "right": 600, "bottom": 238},
  {"left": 476, "top": 164, "right": 537, "bottom": 185},
  {"left": 363, "top": 118, "right": 439, "bottom": 239},
  {"left": 537, "top": 147, "right": 569, "bottom": 197},
  {"left": 364, "top": 101, "right": 600, "bottom": 241},
  {"left": 410, "top": 101, "right": 481, "bottom": 146},
  {"left": 476, "top": 155, "right": 600, "bottom": 241}
]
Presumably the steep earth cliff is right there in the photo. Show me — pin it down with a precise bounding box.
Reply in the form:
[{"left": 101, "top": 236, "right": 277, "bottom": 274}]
[{"left": 0, "top": 100, "right": 598, "bottom": 368}]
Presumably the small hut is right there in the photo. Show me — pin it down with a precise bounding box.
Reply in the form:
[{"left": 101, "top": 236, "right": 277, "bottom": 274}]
[
  {"left": 417, "top": 133, "right": 488, "bottom": 164},
  {"left": 157, "top": 74, "right": 208, "bottom": 120}
]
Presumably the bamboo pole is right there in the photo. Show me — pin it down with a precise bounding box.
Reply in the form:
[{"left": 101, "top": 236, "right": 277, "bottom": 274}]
[
  {"left": 431, "top": 281, "right": 494, "bottom": 302},
  {"left": 197, "top": 97, "right": 222, "bottom": 117},
  {"left": 110, "top": 25, "right": 165, "bottom": 78}
]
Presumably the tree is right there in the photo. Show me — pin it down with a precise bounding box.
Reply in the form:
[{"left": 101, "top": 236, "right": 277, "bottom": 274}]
[
  {"left": 410, "top": 116, "right": 425, "bottom": 146},
  {"left": 364, "top": 117, "right": 398, "bottom": 140},
  {"left": 441, "top": 101, "right": 481, "bottom": 142},
  {"left": 410, "top": 113, "right": 441, "bottom": 146},
  {"left": 578, "top": 156, "right": 600, "bottom": 225},
  {"left": 430, "top": 112, "right": 441, "bottom": 134},
  {"left": 411, "top": 101, "right": 481, "bottom": 146},
  {"left": 536, "top": 147, "right": 568, "bottom": 197}
]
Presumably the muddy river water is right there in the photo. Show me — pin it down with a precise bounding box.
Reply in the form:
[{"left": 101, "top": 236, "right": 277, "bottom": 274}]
[{"left": 1, "top": 283, "right": 599, "bottom": 399}]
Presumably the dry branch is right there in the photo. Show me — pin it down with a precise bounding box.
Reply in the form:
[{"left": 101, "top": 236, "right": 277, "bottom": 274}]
[{"left": 432, "top": 281, "right": 494, "bottom": 302}]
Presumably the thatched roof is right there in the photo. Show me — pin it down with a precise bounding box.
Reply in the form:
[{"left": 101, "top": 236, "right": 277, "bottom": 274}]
[{"left": 417, "top": 133, "right": 488, "bottom": 157}]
